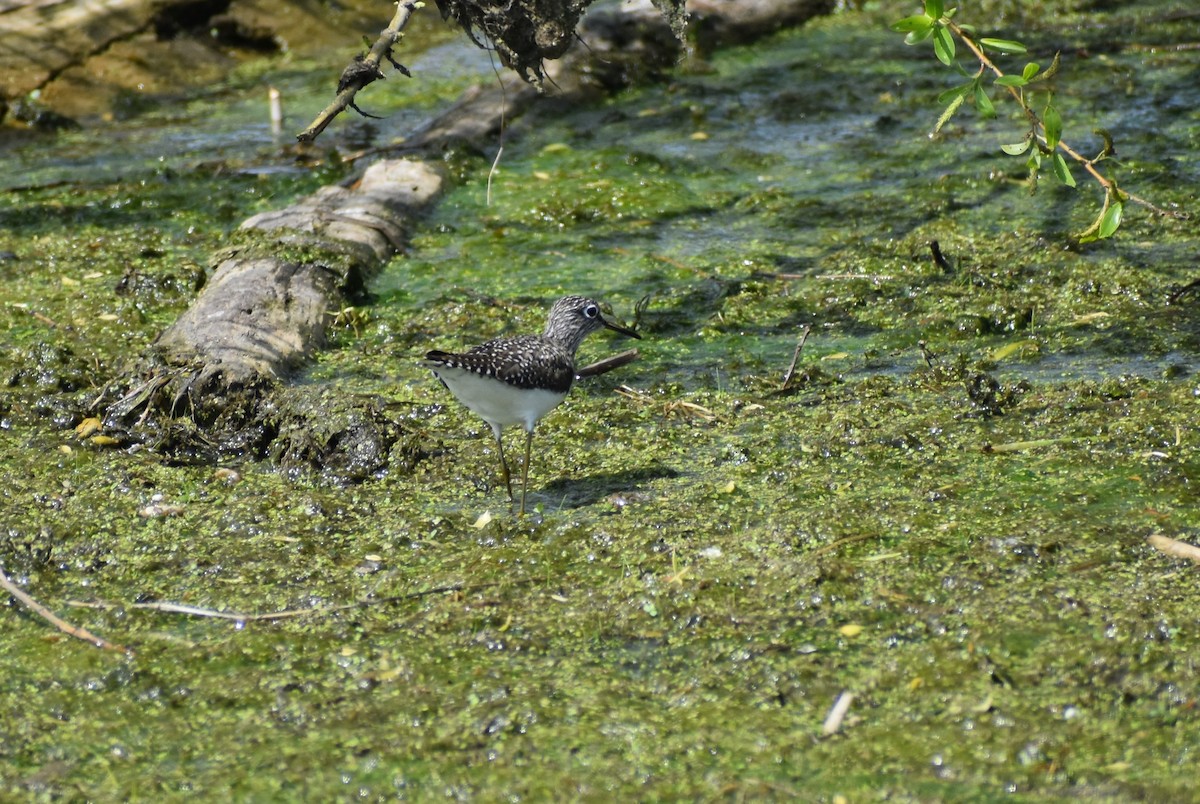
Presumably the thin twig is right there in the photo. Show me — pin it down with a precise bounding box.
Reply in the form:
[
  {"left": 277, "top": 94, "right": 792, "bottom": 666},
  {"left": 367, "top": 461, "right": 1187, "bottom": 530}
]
[
  {"left": 296, "top": 1, "right": 422, "bottom": 144},
  {"left": 0, "top": 564, "right": 130, "bottom": 653},
  {"left": 486, "top": 145, "right": 504, "bottom": 206},
  {"left": 780, "top": 325, "right": 811, "bottom": 390},
  {"left": 815, "top": 273, "right": 895, "bottom": 281},
  {"left": 64, "top": 580, "right": 530, "bottom": 623},
  {"left": 485, "top": 46, "right": 508, "bottom": 206},
  {"left": 31, "top": 309, "right": 59, "bottom": 328},
  {"left": 805, "top": 532, "right": 883, "bottom": 561},
  {"left": 67, "top": 599, "right": 322, "bottom": 621},
  {"left": 1167, "top": 276, "right": 1200, "bottom": 305},
  {"left": 918, "top": 339, "right": 939, "bottom": 367}
]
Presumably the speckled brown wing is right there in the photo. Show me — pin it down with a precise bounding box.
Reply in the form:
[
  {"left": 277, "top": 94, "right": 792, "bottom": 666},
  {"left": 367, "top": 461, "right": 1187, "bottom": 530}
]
[{"left": 425, "top": 335, "right": 575, "bottom": 393}]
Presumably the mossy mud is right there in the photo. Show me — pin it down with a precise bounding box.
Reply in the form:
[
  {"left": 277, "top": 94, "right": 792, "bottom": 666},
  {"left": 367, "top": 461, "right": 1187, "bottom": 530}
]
[{"left": 2, "top": 2, "right": 1200, "bottom": 799}]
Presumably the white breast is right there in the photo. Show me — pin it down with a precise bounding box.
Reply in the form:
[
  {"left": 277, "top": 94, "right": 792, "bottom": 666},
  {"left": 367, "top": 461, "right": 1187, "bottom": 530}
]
[{"left": 433, "top": 366, "right": 568, "bottom": 432}]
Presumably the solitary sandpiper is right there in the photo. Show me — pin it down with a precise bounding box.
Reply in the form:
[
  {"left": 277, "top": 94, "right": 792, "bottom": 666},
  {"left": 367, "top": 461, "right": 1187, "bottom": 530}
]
[{"left": 422, "top": 295, "right": 641, "bottom": 515}]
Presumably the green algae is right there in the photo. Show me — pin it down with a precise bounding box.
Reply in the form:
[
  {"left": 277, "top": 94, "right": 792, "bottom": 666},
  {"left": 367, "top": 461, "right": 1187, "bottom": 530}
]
[{"left": 3, "top": 1, "right": 1200, "bottom": 799}]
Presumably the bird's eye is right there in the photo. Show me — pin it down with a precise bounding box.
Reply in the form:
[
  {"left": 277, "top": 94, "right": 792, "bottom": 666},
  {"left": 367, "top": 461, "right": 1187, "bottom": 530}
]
[{"left": 584, "top": 304, "right": 599, "bottom": 319}]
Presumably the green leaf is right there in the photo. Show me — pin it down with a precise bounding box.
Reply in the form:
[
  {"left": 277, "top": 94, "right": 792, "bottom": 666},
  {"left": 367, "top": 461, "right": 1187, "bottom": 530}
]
[
  {"left": 905, "top": 27, "right": 935, "bottom": 45},
  {"left": 937, "top": 81, "right": 974, "bottom": 104},
  {"left": 994, "top": 75, "right": 1028, "bottom": 87},
  {"left": 1001, "top": 136, "right": 1032, "bottom": 156},
  {"left": 924, "top": 0, "right": 945, "bottom": 20},
  {"left": 973, "top": 82, "right": 995, "bottom": 118},
  {"left": 891, "top": 14, "right": 933, "bottom": 33},
  {"left": 980, "top": 38, "right": 1027, "bottom": 54},
  {"left": 1051, "top": 152, "right": 1076, "bottom": 187},
  {"left": 1022, "top": 62, "right": 1040, "bottom": 81},
  {"left": 1043, "top": 102, "right": 1062, "bottom": 150},
  {"left": 933, "top": 25, "right": 956, "bottom": 65},
  {"left": 1099, "top": 200, "right": 1124, "bottom": 238}
]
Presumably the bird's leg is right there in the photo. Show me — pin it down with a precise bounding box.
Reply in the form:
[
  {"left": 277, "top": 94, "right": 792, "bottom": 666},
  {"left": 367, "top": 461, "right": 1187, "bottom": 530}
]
[
  {"left": 519, "top": 428, "right": 534, "bottom": 516},
  {"left": 492, "top": 424, "right": 513, "bottom": 501}
]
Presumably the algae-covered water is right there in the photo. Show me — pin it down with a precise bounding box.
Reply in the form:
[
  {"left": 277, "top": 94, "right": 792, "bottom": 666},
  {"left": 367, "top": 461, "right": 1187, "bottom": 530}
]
[{"left": 2, "top": 1, "right": 1199, "bottom": 799}]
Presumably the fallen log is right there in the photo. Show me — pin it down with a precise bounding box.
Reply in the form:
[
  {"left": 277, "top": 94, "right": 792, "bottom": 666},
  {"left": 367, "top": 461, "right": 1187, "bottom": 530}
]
[
  {"left": 95, "top": 158, "right": 441, "bottom": 476},
  {"left": 155, "top": 158, "right": 442, "bottom": 384}
]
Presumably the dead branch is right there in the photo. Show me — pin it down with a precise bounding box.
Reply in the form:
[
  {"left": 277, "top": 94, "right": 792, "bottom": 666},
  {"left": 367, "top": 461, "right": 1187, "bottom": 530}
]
[
  {"left": 64, "top": 579, "right": 538, "bottom": 624},
  {"left": 0, "top": 563, "right": 130, "bottom": 653},
  {"left": 577, "top": 349, "right": 641, "bottom": 378},
  {"left": 150, "top": 158, "right": 443, "bottom": 387},
  {"left": 297, "top": 0, "right": 423, "bottom": 143}
]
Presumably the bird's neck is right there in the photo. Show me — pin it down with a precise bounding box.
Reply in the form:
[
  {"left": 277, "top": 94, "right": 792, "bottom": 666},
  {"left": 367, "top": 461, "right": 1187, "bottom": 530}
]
[{"left": 542, "top": 327, "right": 586, "bottom": 356}]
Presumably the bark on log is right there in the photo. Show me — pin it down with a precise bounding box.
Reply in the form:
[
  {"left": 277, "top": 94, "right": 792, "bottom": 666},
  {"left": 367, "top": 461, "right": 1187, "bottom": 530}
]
[
  {"left": 686, "top": 0, "right": 835, "bottom": 48},
  {"left": 154, "top": 159, "right": 442, "bottom": 383},
  {"left": 102, "top": 157, "right": 442, "bottom": 463}
]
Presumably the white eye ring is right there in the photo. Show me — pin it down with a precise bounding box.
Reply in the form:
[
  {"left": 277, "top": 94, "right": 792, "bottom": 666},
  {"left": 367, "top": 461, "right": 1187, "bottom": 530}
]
[{"left": 584, "top": 304, "right": 599, "bottom": 319}]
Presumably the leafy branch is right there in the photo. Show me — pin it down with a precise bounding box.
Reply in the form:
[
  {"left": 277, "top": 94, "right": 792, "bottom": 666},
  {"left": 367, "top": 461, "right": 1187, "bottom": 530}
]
[{"left": 892, "top": 0, "right": 1188, "bottom": 242}]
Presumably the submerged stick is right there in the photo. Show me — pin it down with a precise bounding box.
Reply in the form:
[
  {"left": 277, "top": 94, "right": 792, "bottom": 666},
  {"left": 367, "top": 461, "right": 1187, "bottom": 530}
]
[
  {"left": 0, "top": 564, "right": 130, "bottom": 653},
  {"left": 918, "top": 339, "right": 939, "bottom": 367},
  {"left": 929, "top": 239, "right": 952, "bottom": 272},
  {"left": 805, "top": 532, "right": 882, "bottom": 561},
  {"left": 1167, "top": 277, "right": 1200, "bottom": 305}
]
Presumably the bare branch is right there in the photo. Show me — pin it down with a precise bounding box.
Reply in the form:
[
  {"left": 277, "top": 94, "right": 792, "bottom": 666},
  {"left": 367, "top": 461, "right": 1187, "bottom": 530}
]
[
  {"left": 576, "top": 349, "right": 641, "bottom": 378},
  {"left": 297, "top": 1, "right": 424, "bottom": 144},
  {"left": 0, "top": 564, "right": 131, "bottom": 654}
]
